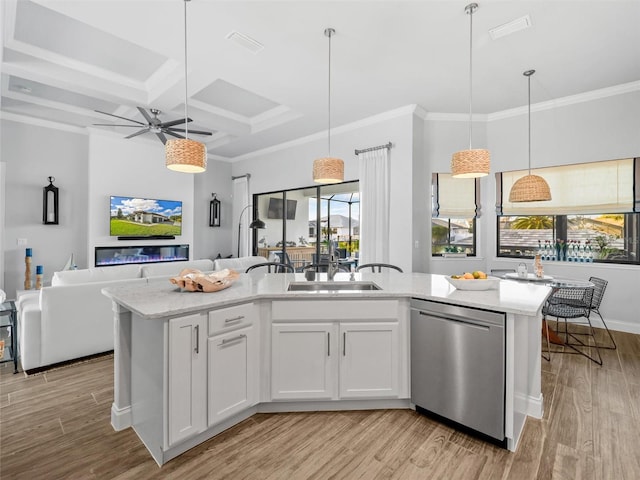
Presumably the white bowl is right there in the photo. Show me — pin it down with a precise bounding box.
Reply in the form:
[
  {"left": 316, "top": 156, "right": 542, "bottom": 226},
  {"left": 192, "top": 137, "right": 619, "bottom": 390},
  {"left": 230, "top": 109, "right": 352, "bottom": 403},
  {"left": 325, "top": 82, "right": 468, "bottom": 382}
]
[{"left": 445, "top": 276, "right": 500, "bottom": 291}]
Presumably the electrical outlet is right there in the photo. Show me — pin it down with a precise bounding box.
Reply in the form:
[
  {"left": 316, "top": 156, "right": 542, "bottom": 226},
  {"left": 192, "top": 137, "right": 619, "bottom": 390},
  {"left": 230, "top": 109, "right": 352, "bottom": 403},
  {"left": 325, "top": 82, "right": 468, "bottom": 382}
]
[
  {"left": 17, "top": 238, "right": 28, "bottom": 246},
  {"left": 414, "top": 240, "right": 419, "bottom": 249}
]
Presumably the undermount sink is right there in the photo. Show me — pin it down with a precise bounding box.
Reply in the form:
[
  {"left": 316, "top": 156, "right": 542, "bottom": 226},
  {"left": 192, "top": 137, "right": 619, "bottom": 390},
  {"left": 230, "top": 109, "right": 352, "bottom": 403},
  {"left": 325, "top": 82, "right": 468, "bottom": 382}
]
[{"left": 287, "top": 281, "right": 381, "bottom": 292}]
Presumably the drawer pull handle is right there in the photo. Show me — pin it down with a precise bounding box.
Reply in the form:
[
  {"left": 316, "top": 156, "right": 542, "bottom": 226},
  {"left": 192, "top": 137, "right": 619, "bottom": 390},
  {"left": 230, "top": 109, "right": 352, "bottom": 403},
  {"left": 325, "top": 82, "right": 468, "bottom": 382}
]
[
  {"left": 194, "top": 325, "right": 200, "bottom": 354},
  {"left": 327, "top": 332, "right": 330, "bottom": 356},
  {"left": 224, "top": 315, "right": 245, "bottom": 324},
  {"left": 219, "top": 334, "right": 246, "bottom": 346},
  {"left": 343, "top": 332, "right": 346, "bottom": 356}
]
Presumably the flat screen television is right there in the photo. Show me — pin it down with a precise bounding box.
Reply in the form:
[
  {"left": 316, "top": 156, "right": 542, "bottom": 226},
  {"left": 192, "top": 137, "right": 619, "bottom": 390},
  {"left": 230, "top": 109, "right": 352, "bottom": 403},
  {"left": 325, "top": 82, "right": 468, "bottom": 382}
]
[
  {"left": 110, "top": 196, "right": 182, "bottom": 237},
  {"left": 267, "top": 198, "right": 297, "bottom": 220}
]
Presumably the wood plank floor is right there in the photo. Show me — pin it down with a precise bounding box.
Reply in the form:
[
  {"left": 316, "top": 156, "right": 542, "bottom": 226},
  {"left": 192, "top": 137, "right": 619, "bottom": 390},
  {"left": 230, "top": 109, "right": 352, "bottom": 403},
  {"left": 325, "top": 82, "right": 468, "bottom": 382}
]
[{"left": 1, "top": 328, "right": 639, "bottom": 479}]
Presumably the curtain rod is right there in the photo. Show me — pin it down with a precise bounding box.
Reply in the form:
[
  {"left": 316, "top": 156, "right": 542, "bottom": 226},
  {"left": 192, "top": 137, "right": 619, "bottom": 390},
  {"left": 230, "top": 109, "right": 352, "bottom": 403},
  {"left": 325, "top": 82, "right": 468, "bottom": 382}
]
[
  {"left": 231, "top": 173, "right": 251, "bottom": 180},
  {"left": 354, "top": 141, "right": 392, "bottom": 156}
]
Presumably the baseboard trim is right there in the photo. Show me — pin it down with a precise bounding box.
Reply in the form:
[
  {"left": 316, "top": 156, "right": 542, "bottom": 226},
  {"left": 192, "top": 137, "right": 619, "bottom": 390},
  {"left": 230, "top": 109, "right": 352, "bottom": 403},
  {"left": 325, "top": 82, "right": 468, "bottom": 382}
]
[{"left": 111, "top": 403, "right": 132, "bottom": 431}]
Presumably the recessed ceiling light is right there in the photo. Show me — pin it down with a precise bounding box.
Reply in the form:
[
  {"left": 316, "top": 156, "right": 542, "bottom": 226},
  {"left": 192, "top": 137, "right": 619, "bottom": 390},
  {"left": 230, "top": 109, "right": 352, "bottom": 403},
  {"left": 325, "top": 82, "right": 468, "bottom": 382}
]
[
  {"left": 16, "top": 85, "right": 33, "bottom": 94},
  {"left": 226, "top": 31, "right": 264, "bottom": 54},
  {"left": 489, "top": 14, "right": 532, "bottom": 40}
]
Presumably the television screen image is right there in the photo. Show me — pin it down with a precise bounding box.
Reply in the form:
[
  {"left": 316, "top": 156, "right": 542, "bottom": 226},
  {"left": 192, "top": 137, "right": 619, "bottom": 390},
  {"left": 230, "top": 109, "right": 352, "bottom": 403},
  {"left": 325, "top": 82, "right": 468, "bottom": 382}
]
[
  {"left": 110, "top": 196, "right": 182, "bottom": 237},
  {"left": 267, "top": 198, "right": 297, "bottom": 220}
]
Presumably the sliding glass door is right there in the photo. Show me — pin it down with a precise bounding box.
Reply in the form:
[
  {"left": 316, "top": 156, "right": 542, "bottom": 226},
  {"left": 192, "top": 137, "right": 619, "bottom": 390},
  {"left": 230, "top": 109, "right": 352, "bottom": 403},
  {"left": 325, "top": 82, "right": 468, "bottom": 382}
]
[{"left": 253, "top": 181, "right": 359, "bottom": 270}]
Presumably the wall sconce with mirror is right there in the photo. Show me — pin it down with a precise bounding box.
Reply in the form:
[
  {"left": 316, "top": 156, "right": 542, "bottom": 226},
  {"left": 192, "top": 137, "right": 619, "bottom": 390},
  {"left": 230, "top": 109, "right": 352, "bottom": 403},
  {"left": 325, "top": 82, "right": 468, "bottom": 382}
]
[
  {"left": 43, "top": 176, "right": 59, "bottom": 225},
  {"left": 209, "top": 193, "right": 221, "bottom": 227}
]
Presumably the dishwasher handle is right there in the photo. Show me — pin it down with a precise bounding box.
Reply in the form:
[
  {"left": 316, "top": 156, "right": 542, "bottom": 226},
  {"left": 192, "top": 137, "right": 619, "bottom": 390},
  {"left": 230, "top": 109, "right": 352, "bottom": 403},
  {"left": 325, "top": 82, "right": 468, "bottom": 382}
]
[{"left": 415, "top": 309, "right": 495, "bottom": 330}]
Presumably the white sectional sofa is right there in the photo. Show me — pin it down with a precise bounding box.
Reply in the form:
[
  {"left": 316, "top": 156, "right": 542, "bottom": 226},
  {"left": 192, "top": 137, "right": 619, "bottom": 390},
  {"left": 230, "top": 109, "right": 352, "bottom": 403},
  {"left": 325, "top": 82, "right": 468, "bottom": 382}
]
[
  {"left": 213, "top": 255, "right": 266, "bottom": 272},
  {"left": 18, "top": 259, "right": 214, "bottom": 372}
]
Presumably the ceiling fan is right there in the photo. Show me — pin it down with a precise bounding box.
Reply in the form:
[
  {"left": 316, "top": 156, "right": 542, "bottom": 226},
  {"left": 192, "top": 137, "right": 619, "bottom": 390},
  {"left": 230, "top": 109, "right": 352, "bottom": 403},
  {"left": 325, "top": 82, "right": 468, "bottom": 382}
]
[{"left": 93, "top": 107, "right": 213, "bottom": 145}]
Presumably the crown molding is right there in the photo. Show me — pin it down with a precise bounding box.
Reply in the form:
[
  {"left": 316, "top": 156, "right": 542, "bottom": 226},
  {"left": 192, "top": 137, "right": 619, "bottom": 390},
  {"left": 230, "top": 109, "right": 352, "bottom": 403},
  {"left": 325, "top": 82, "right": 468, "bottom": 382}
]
[
  {"left": 487, "top": 80, "right": 640, "bottom": 121},
  {"left": 1, "top": 111, "right": 87, "bottom": 134}
]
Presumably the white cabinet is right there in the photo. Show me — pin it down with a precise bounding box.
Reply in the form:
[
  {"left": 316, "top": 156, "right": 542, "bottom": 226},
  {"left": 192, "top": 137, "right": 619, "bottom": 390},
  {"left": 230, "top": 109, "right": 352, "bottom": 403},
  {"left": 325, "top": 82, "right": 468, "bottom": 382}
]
[
  {"left": 208, "top": 324, "right": 258, "bottom": 426},
  {"left": 168, "top": 313, "right": 207, "bottom": 446},
  {"left": 270, "top": 300, "right": 406, "bottom": 402},
  {"left": 271, "top": 323, "right": 337, "bottom": 400},
  {"left": 339, "top": 322, "right": 399, "bottom": 398}
]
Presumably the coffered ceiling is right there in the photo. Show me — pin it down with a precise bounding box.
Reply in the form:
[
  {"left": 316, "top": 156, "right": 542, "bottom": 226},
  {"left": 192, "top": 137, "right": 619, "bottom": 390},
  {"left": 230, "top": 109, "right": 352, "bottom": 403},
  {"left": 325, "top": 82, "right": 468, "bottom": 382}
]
[{"left": 1, "top": 0, "right": 639, "bottom": 161}]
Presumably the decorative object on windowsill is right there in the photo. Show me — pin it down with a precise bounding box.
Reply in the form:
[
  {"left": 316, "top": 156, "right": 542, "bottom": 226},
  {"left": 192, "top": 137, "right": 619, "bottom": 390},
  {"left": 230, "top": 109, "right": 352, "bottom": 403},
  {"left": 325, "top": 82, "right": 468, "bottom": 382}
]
[
  {"left": 43, "top": 176, "right": 59, "bottom": 224},
  {"left": 165, "top": 0, "right": 207, "bottom": 173},
  {"left": 209, "top": 193, "right": 221, "bottom": 227},
  {"left": 508, "top": 70, "right": 552, "bottom": 202},
  {"left": 170, "top": 268, "right": 240, "bottom": 293},
  {"left": 24, "top": 248, "right": 32, "bottom": 290},
  {"left": 451, "top": 3, "right": 490, "bottom": 178},
  {"left": 237, "top": 205, "right": 266, "bottom": 257},
  {"left": 313, "top": 27, "right": 344, "bottom": 184},
  {"left": 0, "top": 289, "right": 6, "bottom": 304}
]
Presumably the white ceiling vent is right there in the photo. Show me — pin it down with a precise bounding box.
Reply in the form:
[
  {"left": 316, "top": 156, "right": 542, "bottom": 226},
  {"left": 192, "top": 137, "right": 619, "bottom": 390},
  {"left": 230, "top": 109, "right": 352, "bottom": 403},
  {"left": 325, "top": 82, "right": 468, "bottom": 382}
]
[
  {"left": 489, "top": 14, "right": 532, "bottom": 40},
  {"left": 226, "top": 31, "right": 264, "bottom": 54}
]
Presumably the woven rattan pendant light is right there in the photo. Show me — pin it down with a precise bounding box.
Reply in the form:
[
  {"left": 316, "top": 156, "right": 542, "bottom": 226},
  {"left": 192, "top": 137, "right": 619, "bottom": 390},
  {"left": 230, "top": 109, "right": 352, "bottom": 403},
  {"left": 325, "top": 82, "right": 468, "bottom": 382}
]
[
  {"left": 313, "top": 28, "right": 344, "bottom": 184},
  {"left": 451, "top": 3, "right": 490, "bottom": 178},
  {"left": 508, "top": 70, "right": 551, "bottom": 202},
  {"left": 166, "top": 0, "right": 207, "bottom": 173}
]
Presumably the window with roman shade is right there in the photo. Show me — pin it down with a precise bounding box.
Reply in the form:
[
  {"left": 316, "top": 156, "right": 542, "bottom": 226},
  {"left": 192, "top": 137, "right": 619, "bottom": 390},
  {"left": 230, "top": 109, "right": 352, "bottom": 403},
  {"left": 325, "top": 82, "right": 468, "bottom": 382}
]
[
  {"left": 432, "top": 174, "right": 481, "bottom": 218},
  {"left": 497, "top": 158, "right": 638, "bottom": 216},
  {"left": 431, "top": 173, "right": 480, "bottom": 256}
]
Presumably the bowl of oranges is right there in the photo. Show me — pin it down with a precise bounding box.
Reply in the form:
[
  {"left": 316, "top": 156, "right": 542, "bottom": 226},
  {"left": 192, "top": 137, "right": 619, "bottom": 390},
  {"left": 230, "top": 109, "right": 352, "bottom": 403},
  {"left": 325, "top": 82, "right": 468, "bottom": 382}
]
[{"left": 445, "top": 271, "right": 500, "bottom": 291}]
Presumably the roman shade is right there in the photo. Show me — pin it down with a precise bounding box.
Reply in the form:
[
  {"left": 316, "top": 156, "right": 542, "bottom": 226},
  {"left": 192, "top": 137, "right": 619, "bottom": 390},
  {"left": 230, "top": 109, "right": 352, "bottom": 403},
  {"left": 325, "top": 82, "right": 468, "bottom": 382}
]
[
  {"left": 498, "top": 158, "right": 638, "bottom": 215},
  {"left": 432, "top": 173, "right": 481, "bottom": 218}
]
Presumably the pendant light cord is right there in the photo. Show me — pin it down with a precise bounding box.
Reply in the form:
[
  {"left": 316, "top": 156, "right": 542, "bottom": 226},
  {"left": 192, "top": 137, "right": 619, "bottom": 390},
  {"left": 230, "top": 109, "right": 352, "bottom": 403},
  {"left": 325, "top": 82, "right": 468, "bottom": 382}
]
[
  {"left": 527, "top": 74, "right": 531, "bottom": 175},
  {"left": 183, "top": 0, "right": 189, "bottom": 139},
  {"left": 467, "top": 4, "right": 475, "bottom": 150},
  {"left": 326, "top": 28, "right": 333, "bottom": 156}
]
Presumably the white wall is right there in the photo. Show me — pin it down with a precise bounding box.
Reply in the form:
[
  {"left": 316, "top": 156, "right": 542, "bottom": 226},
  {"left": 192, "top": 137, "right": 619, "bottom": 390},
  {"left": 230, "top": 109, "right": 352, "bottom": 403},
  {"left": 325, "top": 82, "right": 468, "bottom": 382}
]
[
  {"left": 231, "top": 107, "right": 416, "bottom": 272},
  {"left": 1, "top": 120, "right": 88, "bottom": 297},
  {"left": 87, "top": 133, "right": 195, "bottom": 266},
  {"left": 193, "top": 159, "right": 233, "bottom": 259}
]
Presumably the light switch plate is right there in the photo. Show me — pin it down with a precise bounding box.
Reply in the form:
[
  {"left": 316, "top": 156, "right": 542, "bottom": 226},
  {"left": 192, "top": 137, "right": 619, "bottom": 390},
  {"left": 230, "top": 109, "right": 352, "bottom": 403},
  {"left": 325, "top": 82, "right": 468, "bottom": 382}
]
[{"left": 17, "top": 238, "right": 28, "bottom": 246}]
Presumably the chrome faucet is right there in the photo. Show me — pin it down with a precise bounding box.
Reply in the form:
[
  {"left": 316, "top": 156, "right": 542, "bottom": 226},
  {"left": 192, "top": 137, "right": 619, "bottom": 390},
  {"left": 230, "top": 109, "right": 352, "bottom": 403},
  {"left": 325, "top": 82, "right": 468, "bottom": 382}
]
[{"left": 327, "top": 254, "right": 339, "bottom": 281}]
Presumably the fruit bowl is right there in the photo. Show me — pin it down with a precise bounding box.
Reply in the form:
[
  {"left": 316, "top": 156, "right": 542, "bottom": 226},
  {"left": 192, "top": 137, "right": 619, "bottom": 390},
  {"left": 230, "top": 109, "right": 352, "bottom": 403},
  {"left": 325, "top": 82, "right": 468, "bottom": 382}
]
[{"left": 445, "top": 276, "right": 500, "bottom": 291}]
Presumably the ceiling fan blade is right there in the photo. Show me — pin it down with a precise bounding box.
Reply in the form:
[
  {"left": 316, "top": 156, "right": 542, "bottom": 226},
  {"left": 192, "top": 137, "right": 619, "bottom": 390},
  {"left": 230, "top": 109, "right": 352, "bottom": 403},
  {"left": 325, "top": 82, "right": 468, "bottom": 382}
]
[
  {"left": 137, "top": 106, "right": 154, "bottom": 124},
  {"left": 165, "top": 130, "right": 186, "bottom": 140},
  {"left": 159, "top": 117, "right": 192, "bottom": 128},
  {"left": 167, "top": 128, "right": 213, "bottom": 136},
  {"left": 94, "top": 110, "right": 145, "bottom": 125},
  {"left": 156, "top": 132, "right": 168, "bottom": 145},
  {"left": 124, "top": 128, "right": 150, "bottom": 140},
  {"left": 93, "top": 123, "right": 145, "bottom": 127}
]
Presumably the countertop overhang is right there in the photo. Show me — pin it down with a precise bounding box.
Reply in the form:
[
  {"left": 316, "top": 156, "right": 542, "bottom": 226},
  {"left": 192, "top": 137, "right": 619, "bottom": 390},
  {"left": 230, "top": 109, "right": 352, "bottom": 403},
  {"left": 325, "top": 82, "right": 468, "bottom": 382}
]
[{"left": 103, "top": 272, "right": 552, "bottom": 319}]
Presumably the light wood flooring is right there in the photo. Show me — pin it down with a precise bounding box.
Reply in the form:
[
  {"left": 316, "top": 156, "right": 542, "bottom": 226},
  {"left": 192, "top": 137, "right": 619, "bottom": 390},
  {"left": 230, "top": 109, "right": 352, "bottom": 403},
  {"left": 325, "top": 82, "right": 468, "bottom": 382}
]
[{"left": 1, "top": 327, "right": 640, "bottom": 480}]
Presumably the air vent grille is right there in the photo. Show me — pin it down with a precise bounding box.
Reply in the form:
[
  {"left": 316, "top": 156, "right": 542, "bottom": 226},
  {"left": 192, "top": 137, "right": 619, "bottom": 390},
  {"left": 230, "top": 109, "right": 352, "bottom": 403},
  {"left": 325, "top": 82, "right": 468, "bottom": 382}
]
[
  {"left": 489, "top": 15, "right": 532, "bottom": 40},
  {"left": 226, "top": 31, "right": 264, "bottom": 54}
]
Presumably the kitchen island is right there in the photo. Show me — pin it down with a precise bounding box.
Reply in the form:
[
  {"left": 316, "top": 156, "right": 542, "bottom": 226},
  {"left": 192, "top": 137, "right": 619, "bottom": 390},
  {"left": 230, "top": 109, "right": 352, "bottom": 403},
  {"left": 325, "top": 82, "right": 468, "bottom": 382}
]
[{"left": 103, "top": 272, "right": 551, "bottom": 466}]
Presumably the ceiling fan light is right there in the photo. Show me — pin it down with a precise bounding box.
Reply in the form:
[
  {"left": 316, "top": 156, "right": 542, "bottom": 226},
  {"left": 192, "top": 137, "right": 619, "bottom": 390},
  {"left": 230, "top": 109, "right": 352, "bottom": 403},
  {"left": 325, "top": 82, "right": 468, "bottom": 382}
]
[
  {"left": 166, "top": 138, "right": 207, "bottom": 173},
  {"left": 451, "top": 148, "right": 490, "bottom": 178},
  {"left": 508, "top": 174, "right": 552, "bottom": 202},
  {"left": 313, "top": 157, "right": 344, "bottom": 184}
]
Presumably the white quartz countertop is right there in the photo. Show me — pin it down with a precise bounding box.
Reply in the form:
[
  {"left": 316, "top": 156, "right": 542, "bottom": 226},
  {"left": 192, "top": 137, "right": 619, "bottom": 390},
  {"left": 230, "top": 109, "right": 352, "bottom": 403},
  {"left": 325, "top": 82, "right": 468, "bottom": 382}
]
[{"left": 102, "top": 272, "right": 552, "bottom": 319}]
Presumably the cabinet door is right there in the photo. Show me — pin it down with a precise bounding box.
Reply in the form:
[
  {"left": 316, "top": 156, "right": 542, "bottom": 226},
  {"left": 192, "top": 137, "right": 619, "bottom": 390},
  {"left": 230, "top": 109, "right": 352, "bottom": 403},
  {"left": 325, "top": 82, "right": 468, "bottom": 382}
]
[
  {"left": 271, "top": 323, "right": 337, "bottom": 400},
  {"left": 168, "top": 313, "right": 207, "bottom": 446},
  {"left": 208, "top": 325, "right": 258, "bottom": 426},
  {"left": 339, "top": 322, "right": 399, "bottom": 399}
]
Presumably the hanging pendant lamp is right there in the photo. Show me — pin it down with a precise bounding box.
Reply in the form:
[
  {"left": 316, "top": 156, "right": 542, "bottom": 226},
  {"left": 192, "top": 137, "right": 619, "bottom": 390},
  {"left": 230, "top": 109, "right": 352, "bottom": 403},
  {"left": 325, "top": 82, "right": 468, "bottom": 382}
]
[
  {"left": 166, "top": 0, "right": 207, "bottom": 173},
  {"left": 508, "top": 70, "right": 551, "bottom": 202},
  {"left": 451, "top": 3, "right": 490, "bottom": 178},
  {"left": 313, "top": 28, "right": 344, "bottom": 184}
]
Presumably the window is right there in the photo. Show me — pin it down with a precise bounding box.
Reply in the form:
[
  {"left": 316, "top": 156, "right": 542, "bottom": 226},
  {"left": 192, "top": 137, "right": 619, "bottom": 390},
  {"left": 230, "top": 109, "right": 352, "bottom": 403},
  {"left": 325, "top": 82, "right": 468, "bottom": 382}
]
[
  {"left": 496, "top": 158, "right": 640, "bottom": 265},
  {"left": 498, "top": 213, "right": 639, "bottom": 264},
  {"left": 431, "top": 173, "right": 479, "bottom": 256}
]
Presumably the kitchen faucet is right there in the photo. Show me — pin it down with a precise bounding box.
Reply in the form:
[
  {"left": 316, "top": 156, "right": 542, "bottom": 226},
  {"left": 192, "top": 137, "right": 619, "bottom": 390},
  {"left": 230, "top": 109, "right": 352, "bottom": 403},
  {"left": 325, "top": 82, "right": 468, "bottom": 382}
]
[{"left": 327, "top": 253, "right": 339, "bottom": 281}]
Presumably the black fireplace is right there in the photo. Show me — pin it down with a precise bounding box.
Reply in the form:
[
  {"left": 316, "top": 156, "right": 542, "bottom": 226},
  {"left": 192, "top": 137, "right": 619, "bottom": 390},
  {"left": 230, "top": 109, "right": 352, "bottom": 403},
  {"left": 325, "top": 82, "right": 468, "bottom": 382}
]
[{"left": 95, "top": 244, "right": 189, "bottom": 267}]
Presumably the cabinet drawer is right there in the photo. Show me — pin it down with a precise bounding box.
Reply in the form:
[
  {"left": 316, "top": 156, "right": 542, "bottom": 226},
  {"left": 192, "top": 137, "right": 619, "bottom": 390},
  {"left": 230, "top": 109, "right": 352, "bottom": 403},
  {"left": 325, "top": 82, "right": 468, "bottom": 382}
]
[
  {"left": 271, "top": 300, "right": 399, "bottom": 321},
  {"left": 208, "top": 303, "right": 254, "bottom": 335}
]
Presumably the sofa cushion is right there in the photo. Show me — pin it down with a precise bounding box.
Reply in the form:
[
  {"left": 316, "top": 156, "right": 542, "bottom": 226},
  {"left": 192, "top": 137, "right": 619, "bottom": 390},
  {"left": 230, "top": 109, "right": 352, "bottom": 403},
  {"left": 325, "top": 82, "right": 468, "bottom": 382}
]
[
  {"left": 141, "top": 259, "right": 214, "bottom": 278},
  {"left": 213, "top": 256, "right": 267, "bottom": 272},
  {"left": 51, "top": 264, "right": 142, "bottom": 286}
]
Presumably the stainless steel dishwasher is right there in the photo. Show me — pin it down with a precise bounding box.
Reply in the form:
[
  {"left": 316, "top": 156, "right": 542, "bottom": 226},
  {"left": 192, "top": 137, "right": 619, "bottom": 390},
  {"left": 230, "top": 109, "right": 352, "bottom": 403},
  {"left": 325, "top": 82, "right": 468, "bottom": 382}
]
[{"left": 411, "top": 298, "right": 506, "bottom": 443}]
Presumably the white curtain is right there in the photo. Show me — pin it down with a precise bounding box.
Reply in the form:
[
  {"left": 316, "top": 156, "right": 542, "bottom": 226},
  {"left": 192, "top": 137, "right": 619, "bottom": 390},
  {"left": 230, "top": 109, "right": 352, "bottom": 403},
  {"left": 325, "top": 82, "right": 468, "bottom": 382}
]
[
  {"left": 358, "top": 148, "right": 390, "bottom": 265},
  {"left": 232, "top": 176, "right": 250, "bottom": 257}
]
